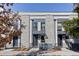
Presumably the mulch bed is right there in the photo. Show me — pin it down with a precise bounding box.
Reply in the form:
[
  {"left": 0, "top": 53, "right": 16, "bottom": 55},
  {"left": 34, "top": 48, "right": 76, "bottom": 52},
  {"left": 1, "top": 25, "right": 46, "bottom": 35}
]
[
  {"left": 48, "top": 47, "right": 61, "bottom": 52},
  {"left": 13, "top": 48, "right": 30, "bottom": 51}
]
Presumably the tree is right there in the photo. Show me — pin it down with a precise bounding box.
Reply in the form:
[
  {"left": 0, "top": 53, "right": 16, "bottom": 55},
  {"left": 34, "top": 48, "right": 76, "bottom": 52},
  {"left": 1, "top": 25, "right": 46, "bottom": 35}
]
[
  {"left": 62, "top": 18, "right": 79, "bottom": 38},
  {"left": 0, "top": 3, "right": 23, "bottom": 48},
  {"left": 74, "top": 6, "right": 79, "bottom": 17},
  {"left": 74, "top": 3, "right": 79, "bottom": 18}
]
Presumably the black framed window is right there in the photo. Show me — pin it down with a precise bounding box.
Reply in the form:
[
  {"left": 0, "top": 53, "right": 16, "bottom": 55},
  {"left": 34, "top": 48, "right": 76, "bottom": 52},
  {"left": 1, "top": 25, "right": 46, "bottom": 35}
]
[
  {"left": 32, "top": 22, "right": 38, "bottom": 31},
  {"left": 41, "top": 22, "right": 45, "bottom": 31}
]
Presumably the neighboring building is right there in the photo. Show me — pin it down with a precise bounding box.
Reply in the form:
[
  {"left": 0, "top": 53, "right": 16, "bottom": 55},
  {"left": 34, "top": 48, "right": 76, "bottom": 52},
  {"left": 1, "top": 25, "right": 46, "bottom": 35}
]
[
  {"left": 5, "top": 12, "right": 78, "bottom": 49},
  {"left": 73, "top": 3, "right": 79, "bottom": 9}
]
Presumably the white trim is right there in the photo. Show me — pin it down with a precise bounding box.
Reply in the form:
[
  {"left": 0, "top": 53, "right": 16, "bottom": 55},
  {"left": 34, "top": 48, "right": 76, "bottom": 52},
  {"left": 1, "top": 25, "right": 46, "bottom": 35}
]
[
  {"left": 19, "top": 12, "right": 77, "bottom": 16},
  {"left": 30, "top": 20, "right": 32, "bottom": 47},
  {"left": 54, "top": 16, "right": 70, "bottom": 19},
  {"left": 17, "top": 20, "right": 21, "bottom": 30},
  {"left": 38, "top": 22, "right": 41, "bottom": 31},
  {"left": 55, "top": 19, "right": 58, "bottom": 46},
  {"left": 30, "top": 16, "right": 46, "bottom": 19}
]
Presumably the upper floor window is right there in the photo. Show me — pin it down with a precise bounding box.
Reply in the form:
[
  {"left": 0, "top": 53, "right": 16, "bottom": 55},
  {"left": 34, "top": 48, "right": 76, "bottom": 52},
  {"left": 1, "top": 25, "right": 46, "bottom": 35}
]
[
  {"left": 32, "top": 21, "right": 37, "bottom": 31},
  {"left": 41, "top": 22, "right": 45, "bottom": 31},
  {"left": 57, "top": 19, "right": 68, "bottom": 31},
  {"left": 32, "top": 19, "right": 45, "bottom": 31}
]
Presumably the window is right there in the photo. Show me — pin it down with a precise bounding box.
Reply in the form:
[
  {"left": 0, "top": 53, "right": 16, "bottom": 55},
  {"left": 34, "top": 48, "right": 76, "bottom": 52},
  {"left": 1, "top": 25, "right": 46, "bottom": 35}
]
[
  {"left": 41, "top": 22, "right": 45, "bottom": 31},
  {"left": 57, "top": 26, "right": 62, "bottom": 31},
  {"left": 32, "top": 22, "right": 37, "bottom": 31},
  {"left": 32, "top": 19, "right": 45, "bottom": 31},
  {"left": 57, "top": 21, "right": 63, "bottom": 31},
  {"left": 13, "top": 36, "right": 18, "bottom": 47}
]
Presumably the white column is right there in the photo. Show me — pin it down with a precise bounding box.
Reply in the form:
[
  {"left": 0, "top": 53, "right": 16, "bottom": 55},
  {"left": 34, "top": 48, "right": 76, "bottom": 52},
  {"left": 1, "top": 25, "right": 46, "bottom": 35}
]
[
  {"left": 17, "top": 20, "right": 21, "bottom": 30},
  {"left": 16, "top": 20, "right": 21, "bottom": 47},
  {"left": 55, "top": 19, "right": 58, "bottom": 46},
  {"left": 30, "top": 20, "right": 32, "bottom": 47},
  {"left": 38, "top": 39, "right": 41, "bottom": 48},
  {"left": 38, "top": 22, "right": 41, "bottom": 31},
  {"left": 18, "top": 20, "right": 21, "bottom": 47}
]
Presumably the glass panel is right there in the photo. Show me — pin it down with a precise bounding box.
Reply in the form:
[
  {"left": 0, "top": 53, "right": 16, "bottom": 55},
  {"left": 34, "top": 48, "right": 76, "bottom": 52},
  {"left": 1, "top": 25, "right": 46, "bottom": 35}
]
[
  {"left": 32, "top": 22, "right": 37, "bottom": 31},
  {"left": 41, "top": 22, "right": 45, "bottom": 31},
  {"left": 32, "top": 19, "right": 45, "bottom": 32},
  {"left": 38, "top": 22, "right": 41, "bottom": 31},
  {"left": 57, "top": 21, "right": 62, "bottom": 31},
  {"left": 13, "top": 36, "right": 18, "bottom": 47}
]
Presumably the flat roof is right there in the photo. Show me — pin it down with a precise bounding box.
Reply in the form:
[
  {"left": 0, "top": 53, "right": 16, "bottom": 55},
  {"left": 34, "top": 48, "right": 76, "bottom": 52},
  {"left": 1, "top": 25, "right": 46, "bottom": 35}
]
[{"left": 19, "top": 12, "right": 78, "bottom": 16}]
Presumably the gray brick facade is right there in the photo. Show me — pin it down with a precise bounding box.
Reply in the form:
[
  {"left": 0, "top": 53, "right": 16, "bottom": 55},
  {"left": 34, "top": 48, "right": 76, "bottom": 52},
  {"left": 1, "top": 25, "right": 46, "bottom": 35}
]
[{"left": 5, "top": 12, "right": 78, "bottom": 49}]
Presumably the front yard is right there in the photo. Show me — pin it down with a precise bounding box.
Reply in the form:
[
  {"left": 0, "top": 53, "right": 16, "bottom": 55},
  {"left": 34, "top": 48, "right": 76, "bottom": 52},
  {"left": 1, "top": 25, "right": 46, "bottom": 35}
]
[{"left": 0, "top": 48, "right": 79, "bottom": 56}]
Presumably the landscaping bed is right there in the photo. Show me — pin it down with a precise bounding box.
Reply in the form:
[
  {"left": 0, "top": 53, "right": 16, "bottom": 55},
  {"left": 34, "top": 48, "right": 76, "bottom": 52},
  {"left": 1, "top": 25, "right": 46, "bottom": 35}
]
[
  {"left": 13, "top": 48, "right": 30, "bottom": 51},
  {"left": 48, "top": 47, "right": 61, "bottom": 52}
]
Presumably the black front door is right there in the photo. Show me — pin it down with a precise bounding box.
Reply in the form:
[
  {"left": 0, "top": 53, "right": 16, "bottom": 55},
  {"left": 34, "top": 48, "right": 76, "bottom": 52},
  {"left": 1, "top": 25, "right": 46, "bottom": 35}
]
[
  {"left": 13, "top": 36, "right": 18, "bottom": 48},
  {"left": 32, "top": 34, "right": 38, "bottom": 48},
  {"left": 58, "top": 35, "right": 63, "bottom": 47}
]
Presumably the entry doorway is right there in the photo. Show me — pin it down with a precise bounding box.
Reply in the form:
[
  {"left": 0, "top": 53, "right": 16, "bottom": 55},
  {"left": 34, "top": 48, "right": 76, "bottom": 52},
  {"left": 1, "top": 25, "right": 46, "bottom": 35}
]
[
  {"left": 13, "top": 36, "right": 18, "bottom": 48},
  {"left": 58, "top": 35, "right": 63, "bottom": 47},
  {"left": 32, "top": 34, "right": 45, "bottom": 48},
  {"left": 32, "top": 34, "right": 39, "bottom": 47}
]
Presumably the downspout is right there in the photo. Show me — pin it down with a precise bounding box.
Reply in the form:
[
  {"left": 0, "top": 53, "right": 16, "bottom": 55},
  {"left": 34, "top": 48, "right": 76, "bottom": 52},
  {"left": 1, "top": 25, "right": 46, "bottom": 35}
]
[{"left": 54, "top": 19, "right": 58, "bottom": 47}]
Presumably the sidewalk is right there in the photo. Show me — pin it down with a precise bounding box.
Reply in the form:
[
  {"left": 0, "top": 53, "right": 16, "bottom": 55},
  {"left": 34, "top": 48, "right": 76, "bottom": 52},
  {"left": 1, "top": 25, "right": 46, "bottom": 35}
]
[
  {"left": 38, "top": 48, "right": 79, "bottom": 56},
  {"left": 15, "top": 48, "right": 79, "bottom": 56},
  {"left": 13, "top": 48, "right": 79, "bottom": 56},
  {"left": 0, "top": 48, "right": 79, "bottom": 56},
  {"left": 0, "top": 48, "right": 39, "bottom": 56},
  {"left": 16, "top": 48, "right": 39, "bottom": 56}
]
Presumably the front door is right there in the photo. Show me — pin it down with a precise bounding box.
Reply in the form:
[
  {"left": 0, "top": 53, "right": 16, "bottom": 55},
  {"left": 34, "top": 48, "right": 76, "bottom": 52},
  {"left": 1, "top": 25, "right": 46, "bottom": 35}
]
[
  {"left": 32, "top": 34, "right": 38, "bottom": 48},
  {"left": 32, "top": 19, "right": 45, "bottom": 48},
  {"left": 58, "top": 35, "right": 63, "bottom": 47},
  {"left": 13, "top": 36, "right": 18, "bottom": 48}
]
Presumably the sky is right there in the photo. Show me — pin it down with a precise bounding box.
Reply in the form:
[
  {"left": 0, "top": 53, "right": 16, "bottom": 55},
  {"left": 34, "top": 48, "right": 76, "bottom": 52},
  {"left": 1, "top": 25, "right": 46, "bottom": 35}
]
[{"left": 11, "top": 3, "right": 73, "bottom": 12}]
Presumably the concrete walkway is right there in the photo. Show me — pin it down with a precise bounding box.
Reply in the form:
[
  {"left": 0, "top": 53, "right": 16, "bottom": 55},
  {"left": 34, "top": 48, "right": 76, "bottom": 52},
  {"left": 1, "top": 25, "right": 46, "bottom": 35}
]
[
  {"left": 16, "top": 48, "right": 39, "bottom": 56},
  {"left": 39, "top": 48, "right": 79, "bottom": 56},
  {"left": 0, "top": 48, "right": 79, "bottom": 56},
  {"left": 0, "top": 48, "right": 39, "bottom": 56},
  {"left": 17, "top": 48, "right": 79, "bottom": 56},
  {"left": 14, "top": 48, "right": 79, "bottom": 56},
  {"left": 16, "top": 48, "right": 79, "bottom": 56}
]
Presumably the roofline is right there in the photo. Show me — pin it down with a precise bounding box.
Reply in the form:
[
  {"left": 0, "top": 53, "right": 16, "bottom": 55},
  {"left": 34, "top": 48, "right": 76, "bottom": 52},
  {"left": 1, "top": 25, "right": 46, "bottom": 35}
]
[
  {"left": 18, "top": 11, "right": 75, "bottom": 13},
  {"left": 18, "top": 12, "right": 78, "bottom": 16}
]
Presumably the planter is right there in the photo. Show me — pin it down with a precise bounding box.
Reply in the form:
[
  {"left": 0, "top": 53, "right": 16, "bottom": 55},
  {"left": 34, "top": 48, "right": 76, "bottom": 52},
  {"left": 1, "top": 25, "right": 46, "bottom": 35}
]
[{"left": 39, "top": 43, "right": 48, "bottom": 50}]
